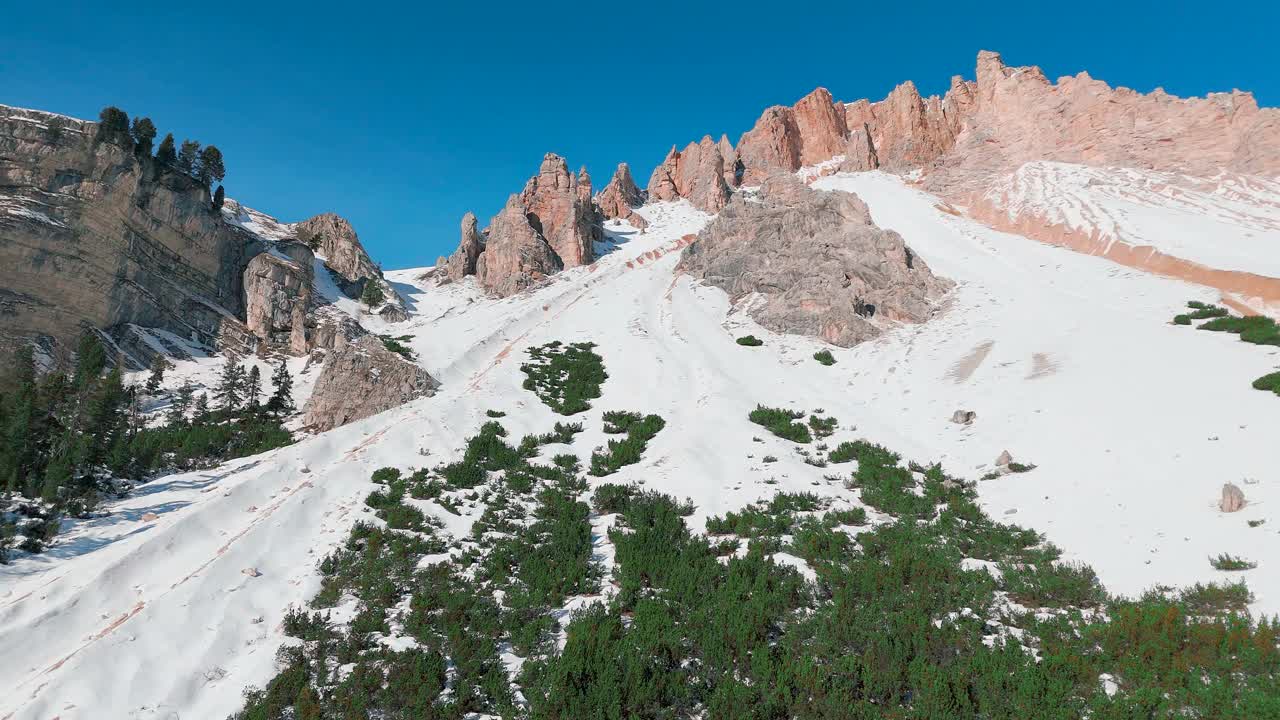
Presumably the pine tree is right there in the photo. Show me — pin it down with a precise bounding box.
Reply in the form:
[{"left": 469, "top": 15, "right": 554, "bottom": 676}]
[
  {"left": 95, "top": 106, "right": 130, "bottom": 145},
  {"left": 244, "top": 365, "right": 262, "bottom": 410},
  {"left": 130, "top": 117, "right": 157, "bottom": 156},
  {"left": 144, "top": 355, "right": 169, "bottom": 396},
  {"left": 168, "top": 380, "right": 195, "bottom": 425},
  {"left": 194, "top": 392, "right": 210, "bottom": 423},
  {"left": 0, "top": 347, "right": 38, "bottom": 492},
  {"left": 212, "top": 185, "right": 225, "bottom": 211},
  {"left": 267, "top": 361, "right": 294, "bottom": 414},
  {"left": 156, "top": 133, "right": 177, "bottom": 165},
  {"left": 198, "top": 145, "right": 225, "bottom": 187},
  {"left": 215, "top": 358, "right": 245, "bottom": 412},
  {"left": 73, "top": 332, "right": 107, "bottom": 390},
  {"left": 178, "top": 140, "right": 202, "bottom": 175},
  {"left": 360, "top": 280, "right": 385, "bottom": 307}
]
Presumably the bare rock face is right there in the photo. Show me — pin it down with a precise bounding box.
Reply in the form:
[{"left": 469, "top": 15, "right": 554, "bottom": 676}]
[
  {"left": 0, "top": 105, "right": 252, "bottom": 365},
  {"left": 646, "top": 139, "right": 732, "bottom": 214},
  {"left": 442, "top": 153, "right": 602, "bottom": 296},
  {"left": 1220, "top": 483, "right": 1247, "bottom": 513},
  {"left": 841, "top": 124, "right": 879, "bottom": 171},
  {"left": 243, "top": 241, "right": 313, "bottom": 355},
  {"left": 519, "top": 154, "right": 601, "bottom": 269},
  {"left": 475, "top": 195, "right": 565, "bottom": 296},
  {"left": 303, "top": 334, "right": 439, "bottom": 431},
  {"left": 596, "top": 163, "right": 647, "bottom": 228},
  {"left": 438, "top": 212, "right": 485, "bottom": 282},
  {"left": 793, "top": 88, "right": 849, "bottom": 166},
  {"left": 295, "top": 213, "right": 380, "bottom": 287},
  {"left": 735, "top": 106, "right": 803, "bottom": 185},
  {"left": 678, "top": 174, "right": 951, "bottom": 346}
]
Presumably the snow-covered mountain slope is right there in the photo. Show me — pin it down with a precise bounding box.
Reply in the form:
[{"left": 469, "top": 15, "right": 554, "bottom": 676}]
[{"left": 2, "top": 174, "right": 1278, "bottom": 718}]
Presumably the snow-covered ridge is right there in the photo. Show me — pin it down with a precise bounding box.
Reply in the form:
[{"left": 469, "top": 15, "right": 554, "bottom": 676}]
[{"left": 981, "top": 161, "right": 1280, "bottom": 278}]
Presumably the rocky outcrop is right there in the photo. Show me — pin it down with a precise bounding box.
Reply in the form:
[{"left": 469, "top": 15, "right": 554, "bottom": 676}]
[
  {"left": 645, "top": 137, "right": 732, "bottom": 213},
  {"left": 519, "top": 154, "right": 600, "bottom": 268},
  {"left": 437, "top": 212, "right": 485, "bottom": 282},
  {"left": 1219, "top": 483, "right": 1247, "bottom": 513},
  {"left": 793, "top": 88, "right": 849, "bottom": 166},
  {"left": 596, "top": 163, "right": 647, "bottom": 228},
  {"left": 475, "top": 195, "right": 564, "bottom": 296},
  {"left": 302, "top": 334, "right": 438, "bottom": 431},
  {"left": 295, "top": 212, "right": 407, "bottom": 322},
  {"left": 439, "top": 153, "right": 603, "bottom": 296},
  {"left": 0, "top": 104, "right": 252, "bottom": 366},
  {"left": 243, "top": 242, "right": 313, "bottom": 355},
  {"left": 678, "top": 174, "right": 951, "bottom": 346},
  {"left": 840, "top": 124, "right": 879, "bottom": 172},
  {"left": 735, "top": 107, "right": 803, "bottom": 185},
  {"left": 295, "top": 213, "right": 379, "bottom": 287}
]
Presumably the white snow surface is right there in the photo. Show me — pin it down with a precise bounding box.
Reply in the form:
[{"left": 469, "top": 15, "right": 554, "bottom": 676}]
[
  {"left": 984, "top": 161, "right": 1280, "bottom": 276},
  {"left": 3, "top": 177, "right": 1280, "bottom": 718}
]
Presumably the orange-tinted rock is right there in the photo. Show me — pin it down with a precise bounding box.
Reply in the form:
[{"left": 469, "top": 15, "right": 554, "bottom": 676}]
[
  {"left": 793, "top": 87, "right": 848, "bottom": 166},
  {"left": 646, "top": 138, "right": 731, "bottom": 213},
  {"left": 597, "top": 162, "right": 648, "bottom": 229},
  {"left": 475, "top": 194, "right": 564, "bottom": 297},
  {"left": 841, "top": 124, "right": 879, "bottom": 171},
  {"left": 736, "top": 106, "right": 802, "bottom": 185},
  {"left": 519, "top": 154, "right": 600, "bottom": 268}
]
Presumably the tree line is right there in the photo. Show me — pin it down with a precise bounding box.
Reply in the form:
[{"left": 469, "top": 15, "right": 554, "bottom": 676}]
[
  {"left": 0, "top": 335, "right": 296, "bottom": 559},
  {"left": 95, "top": 106, "right": 227, "bottom": 209}
]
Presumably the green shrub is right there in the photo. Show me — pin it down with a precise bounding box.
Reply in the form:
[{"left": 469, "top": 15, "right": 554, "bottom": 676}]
[
  {"left": 813, "top": 349, "right": 836, "bottom": 366},
  {"left": 1209, "top": 553, "right": 1257, "bottom": 571},
  {"left": 1173, "top": 314, "right": 1192, "bottom": 325},
  {"left": 520, "top": 341, "right": 608, "bottom": 414},
  {"left": 486, "top": 409, "right": 506, "bottom": 418},
  {"left": 590, "top": 413, "right": 665, "bottom": 476},
  {"left": 1199, "top": 314, "right": 1280, "bottom": 346},
  {"left": 1252, "top": 371, "right": 1280, "bottom": 394},
  {"left": 808, "top": 414, "right": 838, "bottom": 438},
  {"left": 1178, "top": 580, "right": 1254, "bottom": 613},
  {"left": 1001, "top": 561, "right": 1107, "bottom": 608},
  {"left": 736, "top": 335, "right": 764, "bottom": 346},
  {"left": 749, "top": 405, "right": 811, "bottom": 444}
]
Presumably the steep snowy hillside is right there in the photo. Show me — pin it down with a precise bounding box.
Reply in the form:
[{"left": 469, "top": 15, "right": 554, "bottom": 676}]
[{"left": 2, "top": 173, "right": 1279, "bottom": 718}]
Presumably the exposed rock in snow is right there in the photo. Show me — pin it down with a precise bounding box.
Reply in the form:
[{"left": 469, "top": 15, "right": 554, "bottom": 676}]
[
  {"left": 840, "top": 124, "right": 879, "bottom": 172},
  {"left": 996, "top": 449, "right": 1013, "bottom": 466},
  {"left": 596, "top": 163, "right": 647, "bottom": 229},
  {"left": 519, "top": 154, "right": 601, "bottom": 269},
  {"left": 646, "top": 138, "right": 732, "bottom": 214},
  {"left": 1220, "top": 483, "right": 1247, "bottom": 513},
  {"left": 303, "top": 334, "right": 439, "bottom": 431},
  {"left": 475, "top": 195, "right": 565, "bottom": 296},
  {"left": 440, "top": 153, "right": 602, "bottom": 296},
  {"left": 952, "top": 410, "right": 977, "bottom": 425},
  {"left": 242, "top": 242, "right": 313, "bottom": 355},
  {"left": 437, "top": 211, "right": 486, "bottom": 282},
  {"left": 678, "top": 173, "right": 951, "bottom": 346}
]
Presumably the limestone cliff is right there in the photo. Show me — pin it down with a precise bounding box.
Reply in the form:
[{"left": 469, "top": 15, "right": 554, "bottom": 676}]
[{"left": 1, "top": 104, "right": 397, "bottom": 367}]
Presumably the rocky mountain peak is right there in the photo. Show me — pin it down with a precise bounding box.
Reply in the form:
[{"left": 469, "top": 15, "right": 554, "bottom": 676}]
[
  {"left": 440, "top": 153, "right": 602, "bottom": 296},
  {"left": 596, "top": 162, "right": 647, "bottom": 228}
]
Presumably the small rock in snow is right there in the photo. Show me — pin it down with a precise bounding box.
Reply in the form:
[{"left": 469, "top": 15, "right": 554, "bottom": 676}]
[
  {"left": 1220, "top": 483, "right": 1247, "bottom": 513},
  {"left": 140, "top": 512, "right": 159, "bottom": 522},
  {"left": 951, "top": 410, "right": 977, "bottom": 425},
  {"left": 995, "top": 450, "right": 1013, "bottom": 466},
  {"left": 242, "top": 567, "right": 262, "bottom": 578}
]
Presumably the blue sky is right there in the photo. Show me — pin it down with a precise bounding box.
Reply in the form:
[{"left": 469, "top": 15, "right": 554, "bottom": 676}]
[{"left": 3, "top": 1, "right": 1277, "bottom": 269}]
